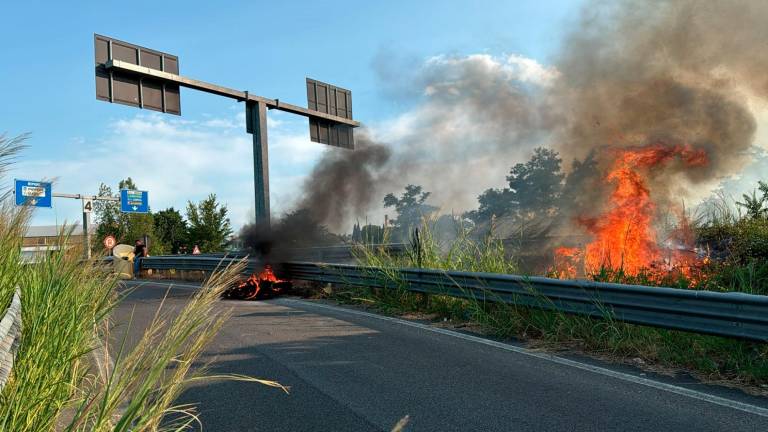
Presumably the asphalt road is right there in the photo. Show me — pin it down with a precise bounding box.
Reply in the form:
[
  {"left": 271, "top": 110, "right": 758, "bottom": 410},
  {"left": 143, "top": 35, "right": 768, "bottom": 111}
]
[{"left": 116, "top": 280, "right": 768, "bottom": 431}]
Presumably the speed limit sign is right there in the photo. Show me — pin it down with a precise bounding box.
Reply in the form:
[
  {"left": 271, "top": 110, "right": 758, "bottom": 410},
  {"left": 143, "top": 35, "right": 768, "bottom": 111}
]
[{"left": 103, "top": 235, "right": 116, "bottom": 250}]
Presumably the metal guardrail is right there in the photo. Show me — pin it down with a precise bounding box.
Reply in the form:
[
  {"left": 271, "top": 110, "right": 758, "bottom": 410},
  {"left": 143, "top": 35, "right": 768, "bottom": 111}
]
[
  {"left": 188, "top": 243, "right": 408, "bottom": 263},
  {"left": 0, "top": 289, "right": 22, "bottom": 391},
  {"left": 283, "top": 243, "right": 408, "bottom": 263},
  {"left": 139, "top": 256, "right": 768, "bottom": 342},
  {"left": 141, "top": 256, "right": 262, "bottom": 274}
]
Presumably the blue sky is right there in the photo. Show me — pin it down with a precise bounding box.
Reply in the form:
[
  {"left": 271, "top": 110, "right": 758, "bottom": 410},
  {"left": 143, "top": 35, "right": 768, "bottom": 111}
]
[
  {"left": 0, "top": 1, "right": 578, "bottom": 230},
  {"left": 1, "top": 0, "right": 585, "bottom": 228}
]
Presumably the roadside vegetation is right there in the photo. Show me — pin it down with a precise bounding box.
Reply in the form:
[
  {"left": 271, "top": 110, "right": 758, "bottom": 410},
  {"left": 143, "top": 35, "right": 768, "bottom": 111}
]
[
  {"left": 332, "top": 164, "right": 768, "bottom": 388},
  {"left": 0, "top": 134, "right": 283, "bottom": 431},
  {"left": 335, "top": 220, "right": 768, "bottom": 388},
  {"left": 94, "top": 179, "right": 233, "bottom": 255}
]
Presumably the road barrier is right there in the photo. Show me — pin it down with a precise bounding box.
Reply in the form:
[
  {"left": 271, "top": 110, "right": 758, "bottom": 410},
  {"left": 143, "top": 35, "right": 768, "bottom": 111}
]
[
  {"left": 0, "top": 289, "right": 22, "bottom": 391},
  {"left": 190, "top": 243, "right": 407, "bottom": 263},
  {"left": 139, "top": 256, "right": 768, "bottom": 342}
]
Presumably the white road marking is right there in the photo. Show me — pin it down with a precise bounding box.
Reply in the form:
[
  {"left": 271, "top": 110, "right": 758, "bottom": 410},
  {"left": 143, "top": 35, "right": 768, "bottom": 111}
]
[
  {"left": 123, "top": 279, "right": 768, "bottom": 418},
  {"left": 279, "top": 298, "right": 768, "bottom": 419},
  {"left": 124, "top": 280, "right": 202, "bottom": 290}
]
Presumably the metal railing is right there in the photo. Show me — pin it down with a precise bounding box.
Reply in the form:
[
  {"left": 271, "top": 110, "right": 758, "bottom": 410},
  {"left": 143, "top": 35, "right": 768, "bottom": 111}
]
[
  {"left": 139, "top": 256, "right": 768, "bottom": 342},
  {"left": 0, "top": 289, "right": 22, "bottom": 391},
  {"left": 185, "top": 243, "right": 407, "bottom": 263},
  {"left": 141, "top": 256, "right": 263, "bottom": 274}
]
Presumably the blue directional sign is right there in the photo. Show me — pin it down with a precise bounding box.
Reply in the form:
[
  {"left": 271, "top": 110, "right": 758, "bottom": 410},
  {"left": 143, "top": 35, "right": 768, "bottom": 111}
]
[
  {"left": 120, "top": 189, "right": 149, "bottom": 213},
  {"left": 14, "top": 179, "right": 52, "bottom": 208}
]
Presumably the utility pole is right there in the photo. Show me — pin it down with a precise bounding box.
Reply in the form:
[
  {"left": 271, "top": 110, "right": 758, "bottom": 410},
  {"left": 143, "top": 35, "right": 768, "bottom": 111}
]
[
  {"left": 52, "top": 193, "right": 119, "bottom": 260},
  {"left": 94, "top": 34, "right": 359, "bottom": 227}
]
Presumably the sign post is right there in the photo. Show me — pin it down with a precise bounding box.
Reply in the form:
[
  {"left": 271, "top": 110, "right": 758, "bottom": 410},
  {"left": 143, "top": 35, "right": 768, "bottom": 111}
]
[
  {"left": 50, "top": 192, "right": 120, "bottom": 260},
  {"left": 81, "top": 199, "right": 92, "bottom": 259},
  {"left": 13, "top": 183, "right": 150, "bottom": 259},
  {"left": 94, "top": 34, "right": 360, "bottom": 227}
]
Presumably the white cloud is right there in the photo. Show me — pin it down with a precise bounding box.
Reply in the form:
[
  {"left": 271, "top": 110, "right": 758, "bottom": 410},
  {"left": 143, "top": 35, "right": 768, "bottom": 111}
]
[
  {"left": 14, "top": 111, "right": 324, "bottom": 229},
  {"left": 424, "top": 53, "right": 560, "bottom": 91},
  {"left": 504, "top": 54, "right": 561, "bottom": 86}
]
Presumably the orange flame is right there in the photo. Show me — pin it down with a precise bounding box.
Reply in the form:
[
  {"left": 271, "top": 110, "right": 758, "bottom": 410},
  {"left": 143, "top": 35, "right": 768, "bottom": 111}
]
[
  {"left": 235, "top": 265, "right": 285, "bottom": 300},
  {"left": 553, "top": 246, "right": 582, "bottom": 278},
  {"left": 257, "top": 265, "right": 279, "bottom": 283},
  {"left": 555, "top": 143, "right": 708, "bottom": 281}
]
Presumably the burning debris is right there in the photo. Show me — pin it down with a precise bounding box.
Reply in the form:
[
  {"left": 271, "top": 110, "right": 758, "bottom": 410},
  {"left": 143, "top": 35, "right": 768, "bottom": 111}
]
[
  {"left": 553, "top": 143, "right": 712, "bottom": 280},
  {"left": 222, "top": 265, "right": 291, "bottom": 300}
]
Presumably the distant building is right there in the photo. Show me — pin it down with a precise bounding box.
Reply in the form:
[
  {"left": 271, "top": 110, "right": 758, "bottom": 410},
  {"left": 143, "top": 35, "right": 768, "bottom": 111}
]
[{"left": 22, "top": 225, "right": 96, "bottom": 262}]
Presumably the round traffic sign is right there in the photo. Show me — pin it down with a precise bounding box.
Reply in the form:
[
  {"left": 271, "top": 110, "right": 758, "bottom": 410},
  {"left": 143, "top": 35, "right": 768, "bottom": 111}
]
[{"left": 103, "top": 235, "right": 117, "bottom": 249}]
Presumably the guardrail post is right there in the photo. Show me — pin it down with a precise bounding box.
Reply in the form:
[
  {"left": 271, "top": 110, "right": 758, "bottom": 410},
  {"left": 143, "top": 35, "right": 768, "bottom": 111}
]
[{"left": 416, "top": 292, "right": 430, "bottom": 310}]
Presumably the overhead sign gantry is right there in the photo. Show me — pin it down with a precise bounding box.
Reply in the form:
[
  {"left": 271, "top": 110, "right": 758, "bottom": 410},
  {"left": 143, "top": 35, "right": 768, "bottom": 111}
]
[{"left": 93, "top": 34, "right": 359, "bottom": 226}]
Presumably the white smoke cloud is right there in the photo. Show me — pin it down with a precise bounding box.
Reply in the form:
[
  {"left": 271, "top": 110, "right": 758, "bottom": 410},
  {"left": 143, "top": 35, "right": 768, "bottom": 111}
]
[
  {"left": 423, "top": 53, "right": 560, "bottom": 93},
  {"left": 362, "top": 53, "right": 556, "bottom": 219}
]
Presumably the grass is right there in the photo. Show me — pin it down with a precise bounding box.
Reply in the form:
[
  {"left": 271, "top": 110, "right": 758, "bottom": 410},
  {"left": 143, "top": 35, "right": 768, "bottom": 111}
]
[
  {"left": 338, "top": 220, "right": 768, "bottom": 387},
  {"left": 0, "top": 224, "right": 284, "bottom": 431},
  {"left": 0, "top": 134, "right": 285, "bottom": 431}
]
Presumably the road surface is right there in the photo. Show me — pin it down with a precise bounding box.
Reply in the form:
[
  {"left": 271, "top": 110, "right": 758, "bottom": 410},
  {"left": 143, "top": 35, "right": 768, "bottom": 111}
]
[{"left": 116, "top": 280, "right": 768, "bottom": 431}]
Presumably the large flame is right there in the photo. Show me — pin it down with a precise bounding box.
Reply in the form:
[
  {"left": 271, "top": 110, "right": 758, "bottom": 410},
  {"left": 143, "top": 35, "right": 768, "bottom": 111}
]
[{"left": 555, "top": 143, "right": 708, "bottom": 280}]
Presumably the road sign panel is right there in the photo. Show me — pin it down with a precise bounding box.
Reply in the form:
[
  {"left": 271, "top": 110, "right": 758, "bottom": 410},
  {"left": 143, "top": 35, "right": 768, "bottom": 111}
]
[
  {"left": 306, "top": 78, "right": 354, "bottom": 149},
  {"left": 82, "top": 198, "right": 93, "bottom": 213},
  {"left": 94, "top": 34, "right": 181, "bottom": 115},
  {"left": 14, "top": 179, "right": 52, "bottom": 208},
  {"left": 120, "top": 189, "right": 149, "bottom": 213},
  {"left": 103, "top": 235, "right": 116, "bottom": 249}
]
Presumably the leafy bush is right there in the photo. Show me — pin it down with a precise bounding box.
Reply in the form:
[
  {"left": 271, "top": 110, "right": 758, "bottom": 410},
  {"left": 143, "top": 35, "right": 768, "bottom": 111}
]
[{"left": 698, "top": 217, "right": 768, "bottom": 263}]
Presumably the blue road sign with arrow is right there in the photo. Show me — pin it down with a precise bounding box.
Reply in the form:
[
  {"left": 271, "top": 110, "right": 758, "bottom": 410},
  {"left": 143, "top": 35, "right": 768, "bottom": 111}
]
[
  {"left": 14, "top": 179, "right": 52, "bottom": 208},
  {"left": 120, "top": 189, "right": 149, "bottom": 213}
]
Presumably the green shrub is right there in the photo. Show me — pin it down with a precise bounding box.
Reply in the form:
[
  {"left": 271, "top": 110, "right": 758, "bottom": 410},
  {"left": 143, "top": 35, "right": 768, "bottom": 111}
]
[{"left": 698, "top": 217, "right": 768, "bottom": 263}]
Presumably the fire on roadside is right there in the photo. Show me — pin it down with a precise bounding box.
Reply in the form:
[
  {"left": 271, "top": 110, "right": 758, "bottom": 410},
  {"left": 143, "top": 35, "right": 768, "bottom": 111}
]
[
  {"left": 553, "top": 143, "right": 711, "bottom": 283},
  {"left": 222, "top": 265, "right": 292, "bottom": 300}
]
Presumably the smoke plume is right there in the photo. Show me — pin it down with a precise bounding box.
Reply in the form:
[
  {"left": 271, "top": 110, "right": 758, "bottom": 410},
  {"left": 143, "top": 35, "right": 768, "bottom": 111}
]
[
  {"left": 247, "top": 0, "right": 768, "bottom": 249},
  {"left": 549, "top": 0, "right": 764, "bottom": 218},
  {"left": 296, "top": 135, "right": 391, "bottom": 232}
]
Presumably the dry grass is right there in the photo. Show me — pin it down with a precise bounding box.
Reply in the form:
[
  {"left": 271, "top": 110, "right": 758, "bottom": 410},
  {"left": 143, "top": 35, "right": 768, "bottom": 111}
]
[
  {"left": 341, "top": 220, "right": 768, "bottom": 388},
  {"left": 0, "top": 134, "right": 285, "bottom": 431}
]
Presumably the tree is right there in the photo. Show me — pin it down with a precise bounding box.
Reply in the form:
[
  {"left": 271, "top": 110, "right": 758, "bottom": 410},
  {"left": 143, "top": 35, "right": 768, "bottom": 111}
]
[
  {"left": 118, "top": 178, "right": 159, "bottom": 252},
  {"left": 383, "top": 185, "right": 436, "bottom": 240},
  {"left": 506, "top": 147, "right": 564, "bottom": 221},
  {"left": 94, "top": 183, "right": 121, "bottom": 242},
  {"left": 154, "top": 207, "right": 188, "bottom": 254},
  {"left": 468, "top": 147, "right": 565, "bottom": 224},
  {"left": 736, "top": 190, "right": 767, "bottom": 220},
  {"left": 276, "top": 209, "right": 339, "bottom": 247},
  {"left": 360, "top": 224, "right": 385, "bottom": 244},
  {"left": 93, "top": 177, "right": 162, "bottom": 253},
  {"left": 352, "top": 222, "right": 362, "bottom": 242},
  {"left": 468, "top": 188, "right": 512, "bottom": 224},
  {"left": 186, "top": 194, "right": 232, "bottom": 252},
  {"left": 352, "top": 221, "right": 385, "bottom": 244}
]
